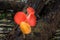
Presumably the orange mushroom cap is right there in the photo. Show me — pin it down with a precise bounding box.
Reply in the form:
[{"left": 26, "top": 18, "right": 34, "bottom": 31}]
[{"left": 20, "top": 22, "right": 31, "bottom": 34}]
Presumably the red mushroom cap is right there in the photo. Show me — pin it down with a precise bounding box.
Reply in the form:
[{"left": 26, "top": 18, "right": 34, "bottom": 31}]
[
  {"left": 27, "top": 7, "right": 35, "bottom": 15},
  {"left": 27, "top": 14, "right": 36, "bottom": 27},
  {"left": 14, "top": 12, "right": 27, "bottom": 25}
]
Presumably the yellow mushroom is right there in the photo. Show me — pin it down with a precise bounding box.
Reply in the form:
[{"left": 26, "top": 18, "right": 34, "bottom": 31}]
[{"left": 20, "top": 22, "right": 31, "bottom": 34}]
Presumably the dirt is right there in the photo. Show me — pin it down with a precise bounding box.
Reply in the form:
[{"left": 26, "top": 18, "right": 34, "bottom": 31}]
[{"left": 3, "top": 0, "right": 60, "bottom": 40}]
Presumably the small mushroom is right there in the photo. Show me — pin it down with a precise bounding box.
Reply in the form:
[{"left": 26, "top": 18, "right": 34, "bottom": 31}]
[{"left": 14, "top": 12, "right": 26, "bottom": 25}]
